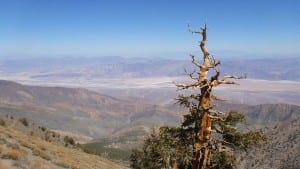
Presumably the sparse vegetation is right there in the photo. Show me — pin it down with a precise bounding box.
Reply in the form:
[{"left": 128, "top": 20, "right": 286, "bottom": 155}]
[
  {"left": 53, "top": 159, "right": 72, "bottom": 168},
  {"left": 32, "top": 146, "right": 51, "bottom": 160},
  {"left": 52, "top": 156, "right": 83, "bottom": 169},
  {"left": 82, "top": 141, "right": 131, "bottom": 161},
  {"left": 0, "top": 119, "right": 128, "bottom": 169}
]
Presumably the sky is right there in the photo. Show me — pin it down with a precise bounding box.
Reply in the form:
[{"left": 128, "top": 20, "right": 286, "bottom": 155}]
[{"left": 0, "top": 0, "right": 299, "bottom": 58}]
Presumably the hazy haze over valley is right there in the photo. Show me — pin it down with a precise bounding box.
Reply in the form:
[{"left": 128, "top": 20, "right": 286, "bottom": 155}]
[{"left": 0, "top": 56, "right": 299, "bottom": 106}]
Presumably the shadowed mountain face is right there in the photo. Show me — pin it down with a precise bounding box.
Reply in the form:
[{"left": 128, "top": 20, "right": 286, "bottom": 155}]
[
  {"left": 0, "top": 80, "right": 146, "bottom": 117},
  {"left": 0, "top": 80, "right": 181, "bottom": 138}
]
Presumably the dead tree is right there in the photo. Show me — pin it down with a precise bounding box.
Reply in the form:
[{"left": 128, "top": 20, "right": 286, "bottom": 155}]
[
  {"left": 130, "top": 23, "right": 266, "bottom": 169},
  {"left": 176, "top": 24, "right": 241, "bottom": 169}
]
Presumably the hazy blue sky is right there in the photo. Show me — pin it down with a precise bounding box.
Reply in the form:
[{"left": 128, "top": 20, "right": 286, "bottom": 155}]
[{"left": 1, "top": 0, "right": 299, "bottom": 58}]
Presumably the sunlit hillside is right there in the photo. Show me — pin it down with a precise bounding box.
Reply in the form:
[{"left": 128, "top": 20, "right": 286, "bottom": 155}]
[{"left": 0, "top": 116, "right": 128, "bottom": 169}]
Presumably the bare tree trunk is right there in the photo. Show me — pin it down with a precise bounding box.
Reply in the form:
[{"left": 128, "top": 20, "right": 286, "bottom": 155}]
[
  {"left": 190, "top": 24, "right": 212, "bottom": 169},
  {"left": 174, "top": 23, "right": 254, "bottom": 169}
]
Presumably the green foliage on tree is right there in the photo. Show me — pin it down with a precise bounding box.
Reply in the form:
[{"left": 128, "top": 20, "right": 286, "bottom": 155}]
[
  {"left": 131, "top": 113, "right": 265, "bottom": 168},
  {"left": 130, "top": 127, "right": 192, "bottom": 169}
]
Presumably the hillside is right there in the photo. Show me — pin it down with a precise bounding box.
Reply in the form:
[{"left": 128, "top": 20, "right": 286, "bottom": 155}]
[
  {"left": 238, "top": 115, "right": 300, "bottom": 168},
  {"left": 0, "top": 80, "right": 181, "bottom": 139},
  {"left": 216, "top": 103, "right": 300, "bottom": 127},
  {"left": 0, "top": 80, "right": 149, "bottom": 117},
  {"left": 214, "top": 103, "right": 300, "bottom": 168},
  {"left": 0, "top": 116, "right": 128, "bottom": 169},
  {"left": 243, "top": 104, "right": 300, "bottom": 126}
]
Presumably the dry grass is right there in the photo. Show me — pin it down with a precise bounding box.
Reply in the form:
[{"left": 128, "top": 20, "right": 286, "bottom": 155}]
[
  {"left": 0, "top": 161, "right": 9, "bottom": 169},
  {"left": 0, "top": 137, "right": 7, "bottom": 145},
  {"left": 32, "top": 146, "right": 51, "bottom": 160},
  {"left": 32, "top": 158, "right": 53, "bottom": 169},
  {"left": 7, "top": 142, "right": 20, "bottom": 149},
  {"left": 0, "top": 125, "right": 128, "bottom": 169},
  {"left": 1, "top": 147, "right": 27, "bottom": 160},
  {"left": 19, "top": 138, "right": 32, "bottom": 149},
  {"left": 53, "top": 159, "right": 75, "bottom": 168},
  {"left": 15, "top": 131, "right": 52, "bottom": 160}
]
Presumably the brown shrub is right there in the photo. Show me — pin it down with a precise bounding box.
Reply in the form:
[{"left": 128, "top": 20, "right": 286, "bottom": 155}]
[{"left": 7, "top": 143, "right": 20, "bottom": 149}]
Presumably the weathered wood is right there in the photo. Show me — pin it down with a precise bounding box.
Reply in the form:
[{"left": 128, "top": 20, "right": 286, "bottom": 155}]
[
  {"left": 186, "top": 23, "right": 243, "bottom": 169},
  {"left": 194, "top": 24, "right": 213, "bottom": 169}
]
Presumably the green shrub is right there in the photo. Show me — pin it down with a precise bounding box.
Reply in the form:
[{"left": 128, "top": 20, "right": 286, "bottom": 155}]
[
  {"left": 64, "top": 136, "right": 75, "bottom": 146},
  {"left": 38, "top": 126, "right": 47, "bottom": 132},
  {"left": 0, "top": 118, "right": 5, "bottom": 126},
  {"left": 19, "top": 118, "right": 29, "bottom": 126}
]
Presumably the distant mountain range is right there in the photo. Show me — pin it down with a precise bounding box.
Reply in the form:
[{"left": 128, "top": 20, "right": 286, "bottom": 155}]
[{"left": 0, "top": 56, "right": 299, "bottom": 80}]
